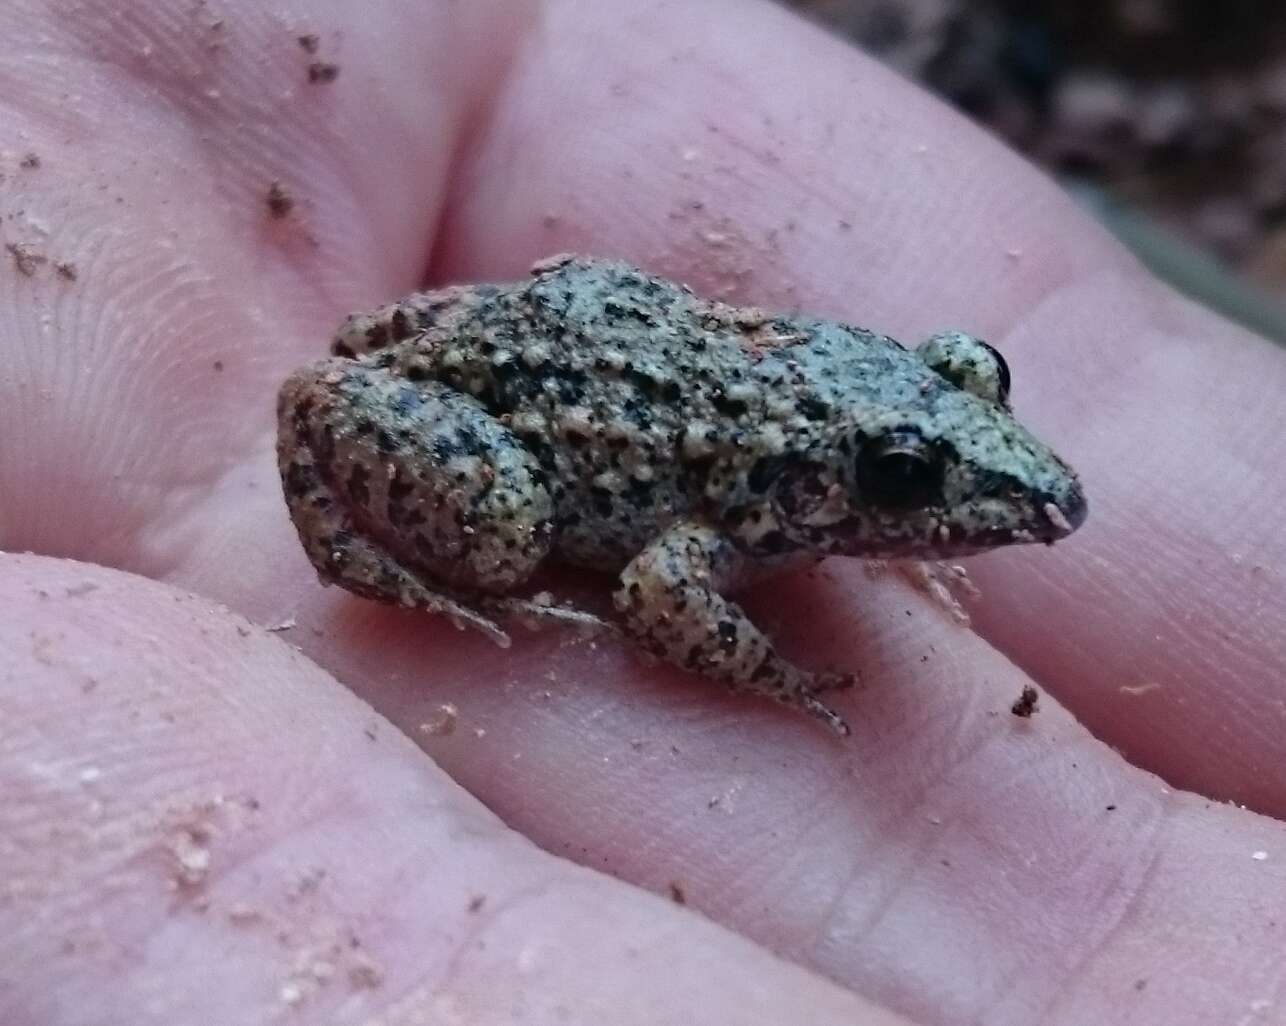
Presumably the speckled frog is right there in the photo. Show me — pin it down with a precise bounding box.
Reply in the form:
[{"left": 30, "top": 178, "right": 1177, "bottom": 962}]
[{"left": 278, "top": 255, "right": 1086, "bottom": 735}]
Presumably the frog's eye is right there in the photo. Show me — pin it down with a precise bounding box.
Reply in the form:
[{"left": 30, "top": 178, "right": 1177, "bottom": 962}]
[
  {"left": 855, "top": 429, "right": 944, "bottom": 510},
  {"left": 917, "top": 331, "right": 1011, "bottom": 407},
  {"left": 975, "top": 340, "right": 1011, "bottom": 402}
]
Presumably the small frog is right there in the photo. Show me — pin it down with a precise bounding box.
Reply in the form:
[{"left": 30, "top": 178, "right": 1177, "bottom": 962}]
[{"left": 277, "top": 255, "right": 1086, "bottom": 735}]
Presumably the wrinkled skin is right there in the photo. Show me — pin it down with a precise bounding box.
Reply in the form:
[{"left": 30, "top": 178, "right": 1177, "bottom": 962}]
[{"left": 2, "top": 1, "right": 1286, "bottom": 1025}]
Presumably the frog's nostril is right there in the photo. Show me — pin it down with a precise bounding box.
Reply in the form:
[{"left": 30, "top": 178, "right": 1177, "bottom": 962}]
[{"left": 1065, "top": 482, "right": 1089, "bottom": 529}]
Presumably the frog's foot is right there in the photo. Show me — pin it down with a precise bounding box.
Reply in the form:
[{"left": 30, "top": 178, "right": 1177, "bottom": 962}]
[
  {"left": 899, "top": 560, "right": 976, "bottom": 627},
  {"left": 743, "top": 664, "right": 851, "bottom": 736},
  {"left": 614, "top": 519, "right": 852, "bottom": 737},
  {"left": 328, "top": 535, "right": 512, "bottom": 647},
  {"left": 482, "top": 595, "right": 621, "bottom": 638},
  {"left": 305, "top": 531, "right": 512, "bottom": 647},
  {"left": 417, "top": 590, "right": 512, "bottom": 648},
  {"left": 811, "top": 670, "right": 859, "bottom": 693}
]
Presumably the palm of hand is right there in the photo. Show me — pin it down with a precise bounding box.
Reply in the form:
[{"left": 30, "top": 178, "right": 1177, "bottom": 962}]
[{"left": 4, "top": 3, "right": 1285, "bottom": 1025}]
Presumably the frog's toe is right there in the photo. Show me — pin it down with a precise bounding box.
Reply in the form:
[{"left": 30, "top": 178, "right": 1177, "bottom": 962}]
[
  {"left": 485, "top": 596, "right": 621, "bottom": 639},
  {"left": 798, "top": 692, "right": 851, "bottom": 737},
  {"left": 812, "top": 670, "right": 859, "bottom": 693},
  {"left": 439, "top": 603, "right": 511, "bottom": 648}
]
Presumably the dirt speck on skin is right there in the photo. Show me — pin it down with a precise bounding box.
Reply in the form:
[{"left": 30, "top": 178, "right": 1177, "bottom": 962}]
[
  {"left": 419, "top": 702, "right": 458, "bottom": 737},
  {"left": 308, "top": 61, "right": 340, "bottom": 84},
  {"left": 266, "top": 180, "right": 294, "bottom": 219},
  {"left": 297, "top": 33, "right": 320, "bottom": 54},
  {"left": 681, "top": 213, "right": 760, "bottom": 300},
  {"left": 467, "top": 894, "right": 486, "bottom": 913},
  {"left": 167, "top": 825, "right": 213, "bottom": 887},
  {"left": 1011, "top": 684, "right": 1040, "bottom": 718},
  {"left": 227, "top": 902, "right": 261, "bottom": 925},
  {"left": 348, "top": 957, "right": 384, "bottom": 990},
  {"left": 287, "top": 867, "right": 327, "bottom": 901},
  {"left": 278, "top": 982, "right": 304, "bottom": 1008},
  {"left": 54, "top": 261, "right": 77, "bottom": 281},
  {"left": 159, "top": 795, "right": 259, "bottom": 890},
  {"left": 668, "top": 882, "right": 687, "bottom": 905},
  {"left": 6, "top": 241, "right": 47, "bottom": 277},
  {"left": 19, "top": 152, "right": 40, "bottom": 169}
]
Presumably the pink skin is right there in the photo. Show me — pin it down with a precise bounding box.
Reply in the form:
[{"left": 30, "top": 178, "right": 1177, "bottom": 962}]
[{"left": 2, "top": 1, "right": 1285, "bottom": 1024}]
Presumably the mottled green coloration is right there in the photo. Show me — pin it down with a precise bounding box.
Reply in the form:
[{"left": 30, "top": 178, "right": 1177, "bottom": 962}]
[{"left": 278, "top": 255, "right": 1085, "bottom": 734}]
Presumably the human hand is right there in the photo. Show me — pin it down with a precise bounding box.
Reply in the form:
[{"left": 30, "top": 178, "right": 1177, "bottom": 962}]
[{"left": 4, "top": 2, "right": 1285, "bottom": 1024}]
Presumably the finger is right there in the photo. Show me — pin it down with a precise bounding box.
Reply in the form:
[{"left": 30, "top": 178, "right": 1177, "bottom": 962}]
[
  {"left": 309, "top": 554, "right": 1286, "bottom": 1025},
  {"left": 0, "top": 554, "right": 902, "bottom": 1026},
  {"left": 0, "top": 0, "right": 522, "bottom": 574},
  {"left": 424, "top": 0, "right": 1286, "bottom": 812}
]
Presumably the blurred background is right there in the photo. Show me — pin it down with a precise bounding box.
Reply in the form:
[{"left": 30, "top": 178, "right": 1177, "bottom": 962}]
[{"left": 786, "top": 0, "right": 1286, "bottom": 342}]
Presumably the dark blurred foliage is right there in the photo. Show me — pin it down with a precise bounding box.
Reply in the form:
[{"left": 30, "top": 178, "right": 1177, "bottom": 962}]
[{"left": 787, "top": 0, "right": 1286, "bottom": 286}]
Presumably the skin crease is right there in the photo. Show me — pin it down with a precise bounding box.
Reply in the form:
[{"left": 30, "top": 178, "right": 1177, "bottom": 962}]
[{"left": 1, "top": 1, "right": 1285, "bottom": 1025}]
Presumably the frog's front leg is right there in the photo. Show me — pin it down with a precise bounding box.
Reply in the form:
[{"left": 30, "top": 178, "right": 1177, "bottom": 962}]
[
  {"left": 277, "top": 358, "right": 558, "bottom": 645},
  {"left": 613, "top": 521, "right": 853, "bottom": 736}
]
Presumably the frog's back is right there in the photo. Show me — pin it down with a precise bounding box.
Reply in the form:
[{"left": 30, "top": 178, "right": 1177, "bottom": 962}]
[
  {"left": 496, "top": 259, "right": 757, "bottom": 565},
  {"left": 515, "top": 256, "right": 911, "bottom": 412},
  {"left": 396, "top": 257, "right": 905, "bottom": 567}
]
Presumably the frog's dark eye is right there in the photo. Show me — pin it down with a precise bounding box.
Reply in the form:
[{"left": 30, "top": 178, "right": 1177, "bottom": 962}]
[
  {"left": 916, "top": 331, "right": 1010, "bottom": 407},
  {"left": 856, "top": 430, "right": 944, "bottom": 510},
  {"left": 976, "top": 340, "right": 1011, "bottom": 403}
]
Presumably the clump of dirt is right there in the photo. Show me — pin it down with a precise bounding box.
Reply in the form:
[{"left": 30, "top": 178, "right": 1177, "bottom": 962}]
[{"left": 1011, "top": 684, "right": 1040, "bottom": 717}]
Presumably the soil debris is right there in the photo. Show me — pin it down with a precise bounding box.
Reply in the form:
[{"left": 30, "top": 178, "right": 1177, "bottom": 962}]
[
  {"left": 1011, "top": 684, "right": 1040, "bottom": 718},
  {"left": 308, "top": 61, "right": 340, "bottom": 84},
  {"left": 6, "top": 241, "right": 47, "bottom": 277},
  {"left": 266, "top": 180, "right": 294, "bottom": 219}
]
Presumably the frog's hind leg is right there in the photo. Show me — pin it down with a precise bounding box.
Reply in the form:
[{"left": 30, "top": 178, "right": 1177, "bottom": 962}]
[
  {"left": 613, "top": 520, "right": 852, "bottom": 736},
  {"left": 301, "top": 524, "right": 513, "bottom": 647},
  {"left": 277, "top": 423, "right": 511, "bottom": 644},
  {"left": 278, "top": 360, "right": 557, "bottom": 646}
]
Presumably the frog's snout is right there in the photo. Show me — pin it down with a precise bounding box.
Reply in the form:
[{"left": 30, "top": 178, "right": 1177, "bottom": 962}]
[{"left": 1040, "top": 478, "right": 1088, "bottom": 540}]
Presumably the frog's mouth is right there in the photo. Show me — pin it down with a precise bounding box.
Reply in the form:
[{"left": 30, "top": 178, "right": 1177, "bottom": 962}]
[
  {"left": 777, "top": 473, "right": 1087, "bottom": 558},
  {"left": 821, "top": 480, "right": 1088, "bottom": 557},
  {"left": 943, "top": 482, "right": 1089, "bottom": 551}
]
